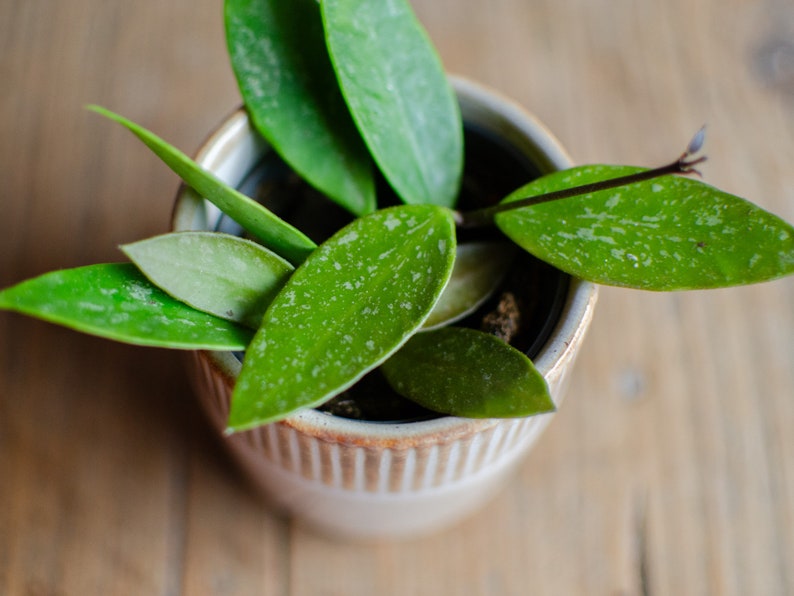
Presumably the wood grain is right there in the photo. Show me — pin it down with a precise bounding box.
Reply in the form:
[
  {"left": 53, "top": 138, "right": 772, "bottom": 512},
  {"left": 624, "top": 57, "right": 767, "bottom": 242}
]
[{"left": 2, "top": 0, "right": 793, "bottom": 594}]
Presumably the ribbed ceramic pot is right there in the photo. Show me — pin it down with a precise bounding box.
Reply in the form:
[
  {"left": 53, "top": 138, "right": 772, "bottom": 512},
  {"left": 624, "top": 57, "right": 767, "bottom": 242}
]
[{"left": 172, "top": 77, "right": 598, "bottom": 540}]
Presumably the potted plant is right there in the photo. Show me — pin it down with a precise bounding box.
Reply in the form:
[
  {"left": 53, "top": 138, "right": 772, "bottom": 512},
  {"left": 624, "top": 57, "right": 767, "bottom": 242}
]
[
  {"left": 170, "top": 78, "right": 598, "bottom": 539},
  {"left": 1, "top": 0, "right": 792, "bottom": 538}
]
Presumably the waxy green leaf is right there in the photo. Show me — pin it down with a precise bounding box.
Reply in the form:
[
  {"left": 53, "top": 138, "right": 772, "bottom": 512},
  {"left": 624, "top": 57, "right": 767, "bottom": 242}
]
[
  {"left": 225, "top": 0, "right": 375, "bottom": 216},
  {"left": 122, "top": 232, "right": 294, "bottom": 329},
  {"left": 227, "top": 204, "right": 457, "bottom": 431},
  {"left": 322, "top": 0, "right": 463, "bottom": 207},
  {"left": 87, "top": 105, "right": 316, "bottom": 265},
  {"left": 382, "top": 327, "right": 553, "bottom": 418},
  {"left": 496, "top": 165, "right": 794, "bottom": 290},
  {"left": 423, "top": 242, "right": 515, "bottom": 330},
  {"left": 0, "top": 264, "right": 253, "bottom": 349}
]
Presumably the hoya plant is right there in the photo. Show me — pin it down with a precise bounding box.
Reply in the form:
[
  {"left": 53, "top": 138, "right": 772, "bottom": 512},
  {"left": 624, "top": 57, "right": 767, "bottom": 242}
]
[{"left": 2, "top": 0, "right": 793, "bottom": 432}]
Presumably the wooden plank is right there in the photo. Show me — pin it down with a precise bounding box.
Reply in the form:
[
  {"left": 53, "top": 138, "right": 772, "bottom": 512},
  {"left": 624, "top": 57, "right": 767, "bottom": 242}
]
[
  {"left": 179, "top": 439, "right": 290, "bottom": 596},
  {"left": 2, "top": 0, "right": 793, "bottom": 593}
]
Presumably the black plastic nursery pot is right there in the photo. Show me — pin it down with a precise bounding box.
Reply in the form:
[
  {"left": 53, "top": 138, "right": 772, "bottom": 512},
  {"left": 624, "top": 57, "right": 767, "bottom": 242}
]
[{"left": 172, "top": 77, "right": 598, "bottom": 539}]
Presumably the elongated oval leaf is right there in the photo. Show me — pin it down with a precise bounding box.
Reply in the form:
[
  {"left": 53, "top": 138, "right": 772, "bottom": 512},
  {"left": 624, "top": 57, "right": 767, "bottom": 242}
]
[
  {"left": 495, "top": 166, "right": 794, "bottom": 290},
  {"left": 228, "top": 204, "right": 457, "bottom": 431},
  {"left": 87, "top": 105, "right": 316, "bottom": 265},
  {"left": 225, "top": 0, "right": 375, "bottom": 216},
  {"left": 382, "top": 327, "right": 553, "bottom": 418},
  {"left": 423, "top": 242, "right": 515, "bottom": 329},
  {"left": 322, "top": 0, "right": 463, "bottom": 207},
  {"left": 0, "top": 264, "right": 253, "bottom": 349},
  {"left": 122, "top": 232, "right": 294, "bottom": 329}
]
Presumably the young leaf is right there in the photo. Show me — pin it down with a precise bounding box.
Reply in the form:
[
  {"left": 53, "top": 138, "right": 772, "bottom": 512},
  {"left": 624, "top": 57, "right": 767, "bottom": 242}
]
[
  {"left": 495, "top": 166, "right": 794, "bottom": 290},
  {"left": 423, "top": 242, "right": 515, "bottom": 330},
  {"left": 225, "top": 0, "right": 375, "bottom": 216},
  {"left": 381, "top": 327, "right": 554, "bottom": 418},
  {"left": 122, "top": 232, "right": 294, "bottom": 329},
  {"left": 0, "top": 264, "right": 253, "bottom": 349},
  {"left": 87, "top": 105, "right": 316, "bottom": 265},
  {"left": 322, "top": 0, "right": 463, "bottom": 208},
  {"left": 227, "top": 204, "right": 457, "bottom": 431}
]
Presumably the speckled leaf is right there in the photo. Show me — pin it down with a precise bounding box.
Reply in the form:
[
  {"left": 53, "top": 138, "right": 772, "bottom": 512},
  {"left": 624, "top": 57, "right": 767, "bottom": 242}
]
[
  {"left": 225, "top": 0, "right": 375, "bottom": 216},
  {"left": 122, "top": 232, "right": 294, "bottom": 329},
  {"left": 495, "top": 165, "right": 794, "bottom": 290},
  {"left": 228, "top": 204, "right": 457, "bottom": 431},
  {"left": 0, "top": 264, "right": 253, "bottom": 349},
  {"left": 88, "top": 105, "right": 316, "bottom": 265},
  {"left": 423, "top": 242, "right": 515, "bottom": 330},
  {"left": 322, "top": 0, "right": 463, "bottom": 207},
  {"left": 382, "top": 327, "right": 553, "bottom": 418}
]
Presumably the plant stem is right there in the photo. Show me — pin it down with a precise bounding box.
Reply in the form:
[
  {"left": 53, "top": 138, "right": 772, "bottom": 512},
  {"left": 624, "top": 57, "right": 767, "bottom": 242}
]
[{"left": 455, "top": 151, "right": 707, "bottom": 229}]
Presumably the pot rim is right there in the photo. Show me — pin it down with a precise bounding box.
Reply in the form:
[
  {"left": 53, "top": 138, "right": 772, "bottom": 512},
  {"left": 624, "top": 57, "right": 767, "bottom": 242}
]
[{"left": 173, "top": 75, "right": 598, "bottom": 445}]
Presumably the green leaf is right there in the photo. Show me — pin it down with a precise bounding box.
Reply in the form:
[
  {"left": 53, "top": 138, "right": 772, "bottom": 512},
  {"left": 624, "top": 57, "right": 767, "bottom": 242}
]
[
  {"left": 227, "top": 204, "right": 457, "bottom": 431},
  {"left": 87, "top": 105, "right": 316, "bottom": 265},
  {"left": 225, "top": 0, "right": 375, "bottom": 216},
  {"left": 381, "top": 327, "right": 553, "bottom": 418},
  {"left": 495, "top": 165, "right": 794, "bottom": 290},
  {"left": 423, "top": 242, "right": 515, "bottom": 330},
  {"left": 122, "top": 232, "right": 294, "bottom": 329},
  {"left": 322, "top": 0, "right": 463, "bottom": 207},
  {"left": 0, "top": 264, "right": 253, "bottom": 349}
]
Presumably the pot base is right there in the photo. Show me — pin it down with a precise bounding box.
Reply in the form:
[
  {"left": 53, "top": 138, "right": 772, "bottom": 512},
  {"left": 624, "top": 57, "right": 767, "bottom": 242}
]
[{"left": 189, "top": 349, "right": 557, "bottom": 540}]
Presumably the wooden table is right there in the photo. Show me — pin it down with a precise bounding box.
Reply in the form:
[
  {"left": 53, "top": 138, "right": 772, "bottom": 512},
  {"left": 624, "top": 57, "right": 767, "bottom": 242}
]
[{"left": 2, "top": 0, "right": 793, "bottom": 593}]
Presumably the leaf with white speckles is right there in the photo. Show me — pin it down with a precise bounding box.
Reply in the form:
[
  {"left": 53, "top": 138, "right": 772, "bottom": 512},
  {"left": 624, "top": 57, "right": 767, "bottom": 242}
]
[
  {"left": 0, "top": 264, "right": 253, "bottom": 349},
  {"left": 382, "top": 327, "right": 553, "bottom": 418},
  {"left": 225, "top": 0, "right": 375, "bottom": 216},
  {"left": 322, "top": 0, "right": 463, "bottom": 207},
  {"left": 496, "top": 165, "right": 794, "bottom": 290},
  {"left": 122, "top": 232, "right": 294, "bottom": 329},
  {"left": 227, "top": 204, "right": 457, "bottom": 431},
  {"left": 422, "top": 242, "right": 515, "bottom": 330}
]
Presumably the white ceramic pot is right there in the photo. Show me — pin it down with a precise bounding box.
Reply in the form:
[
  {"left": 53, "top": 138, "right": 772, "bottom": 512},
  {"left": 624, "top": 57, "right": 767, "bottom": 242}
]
[{"left": 172, "top": 78, "right": 598, "bottom": 540}]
